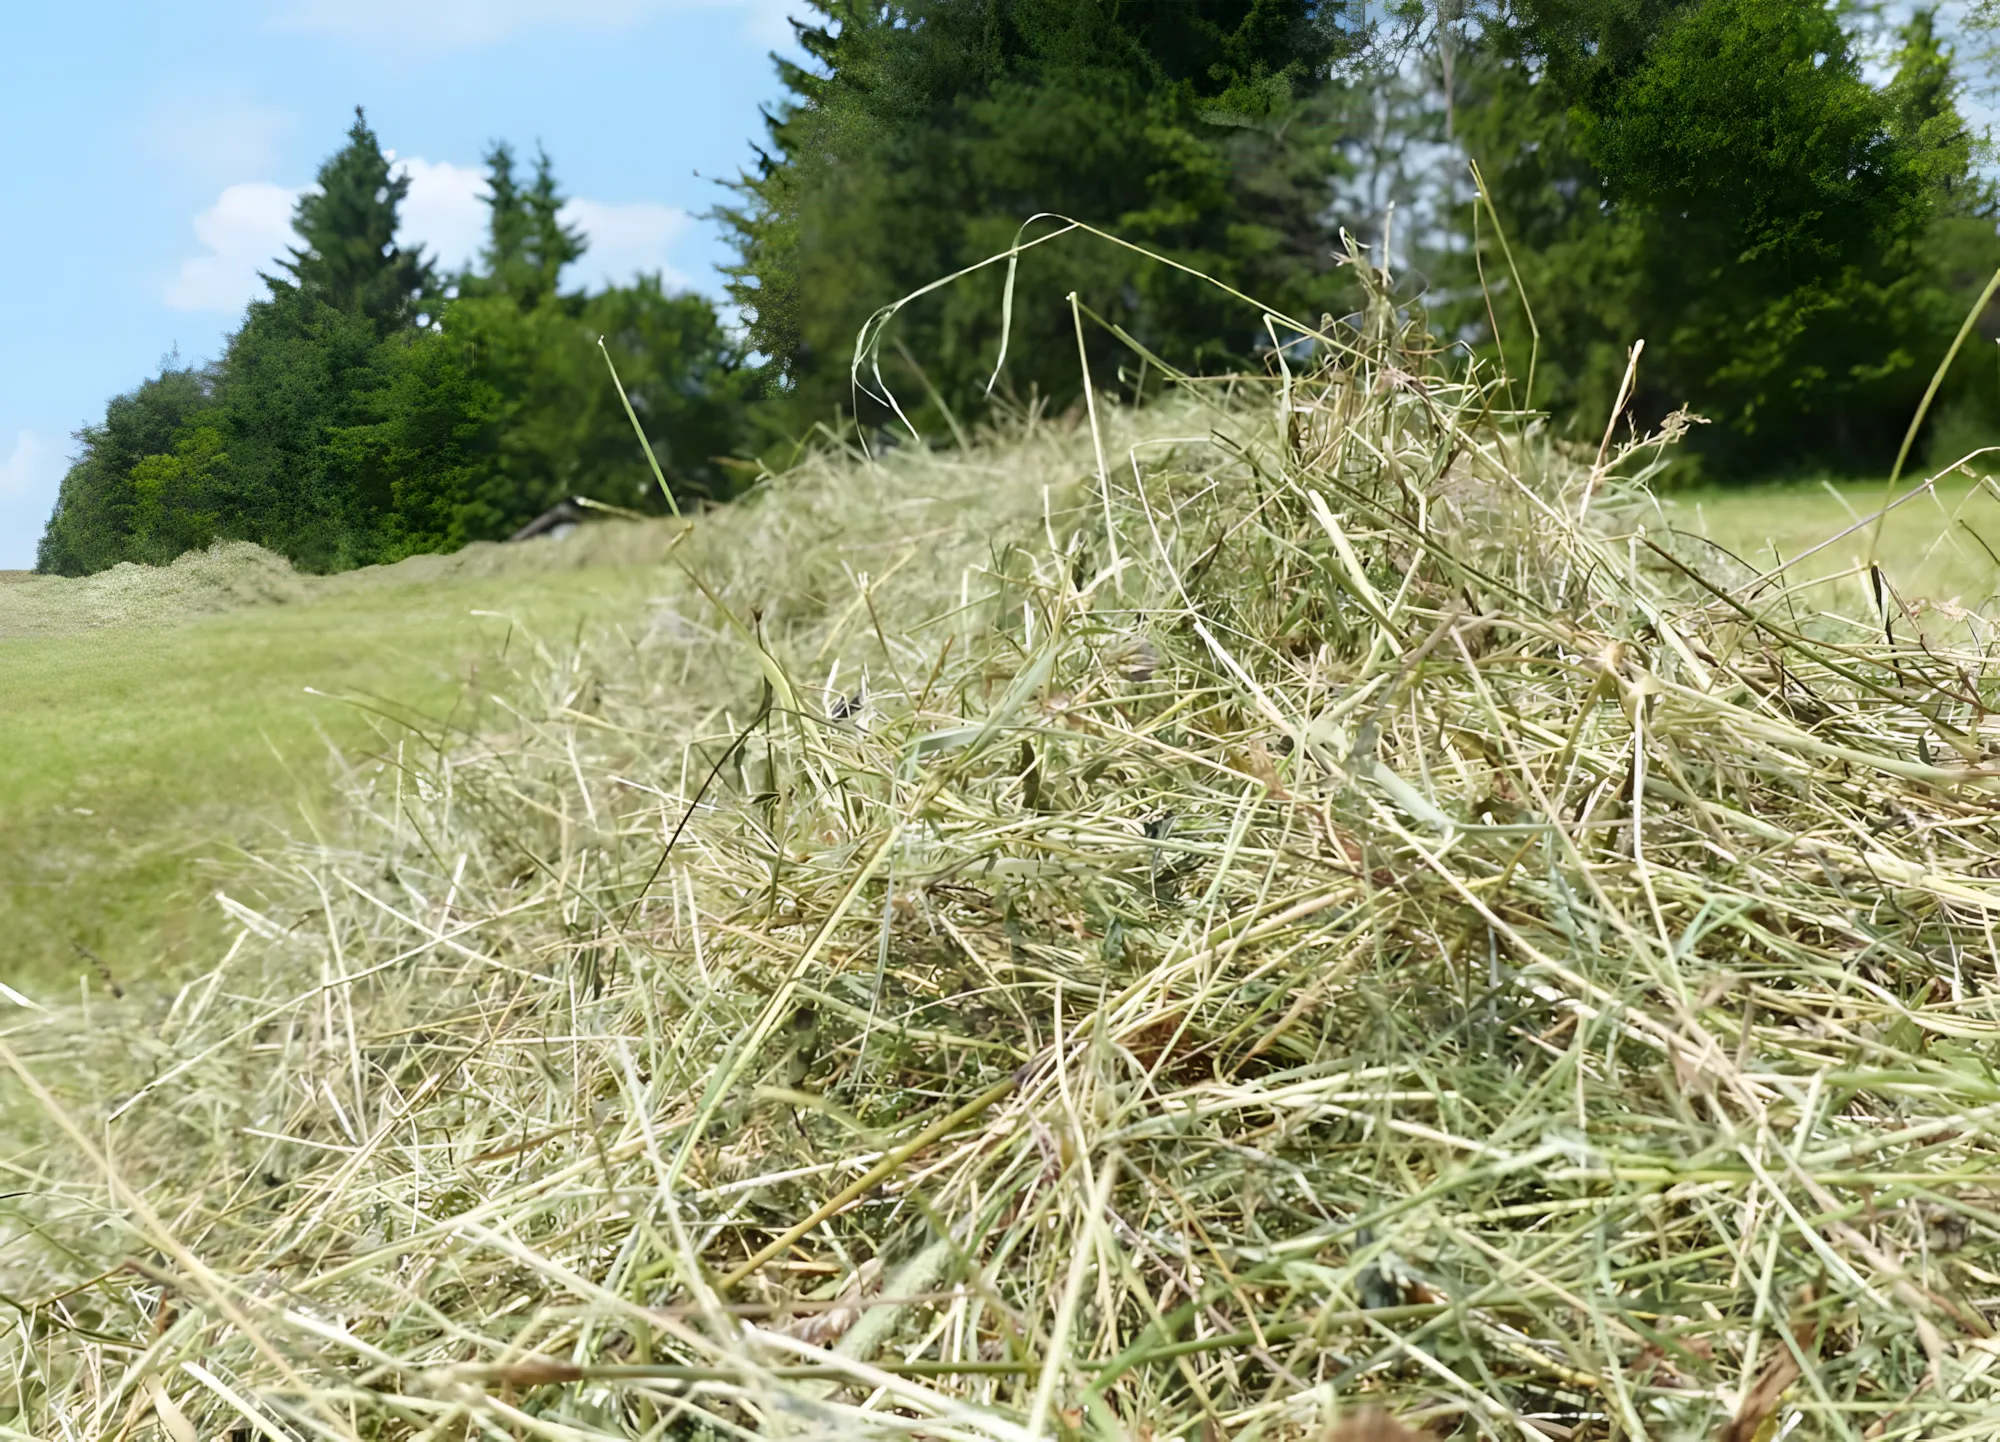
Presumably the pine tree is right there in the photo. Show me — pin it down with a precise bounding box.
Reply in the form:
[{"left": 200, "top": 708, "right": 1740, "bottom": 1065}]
[
  {"left": 278, "top": 106, "right": 436, "bottom": 333},
  {"left": 478, "top": 142, "right": 532, "bottom": 292},
  {"left": 196, "top": 106, "right": 443, "bottom": 569},
  {"left": 720, "top": 0, "right": 1359, "bottom": 432},
  {"left": 522, "top": 147, "right": 587, "bottom": 305},
  {"left": 35, "top": 116, "right": 754, "bottom": 575},
  {"left": 471, "top": 142, "right": 587, "bottom": 308},
  {"left": 212, "top": 285, "right": 395, "bottom": 569}
]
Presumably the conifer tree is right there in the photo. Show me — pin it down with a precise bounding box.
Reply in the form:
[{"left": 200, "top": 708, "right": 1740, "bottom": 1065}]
[
  {"left": 478, "top": 142, "right": 531, "bottom": 290},
  {"left": 450, "top": 142, "right": 751, "bottom": 530},
  {"left": 721, "top": 0, "right": 1358, "bottom": 432},
  {"left": 522, "top": 147, "right": 587, "bottom": 306},
  {"left": 35, "top": 115, "right": 753, "bottom": 576},
  {"left": 472, "top": 142, "right": 587, "bottom": 308},
  {"left": 278, "top": 106, "right": 436, "bottom": 333}
]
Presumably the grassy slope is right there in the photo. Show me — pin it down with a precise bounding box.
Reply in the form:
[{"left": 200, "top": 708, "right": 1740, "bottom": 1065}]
[
  {"left": 0, "top": 527, "right": 686, "bottom": 990},
  {"left": 4, "top": 473, "right": 1997, "bottom": 997}
]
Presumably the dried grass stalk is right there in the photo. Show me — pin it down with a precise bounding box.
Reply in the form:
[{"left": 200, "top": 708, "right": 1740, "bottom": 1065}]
[{"left": 9, "top": 266, "right": 2000, "bottom": 1441}]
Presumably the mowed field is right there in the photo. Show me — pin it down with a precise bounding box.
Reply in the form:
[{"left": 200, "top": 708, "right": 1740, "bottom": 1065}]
[
  {"left": 1666, "top": 473, "right": 2000, "bottom": 607},
  {"left": 0, "top": 523, "right": 690, "bottom": 992},
  {"left": 4, "top": 473, "right": 1998, "bottom": 997}
]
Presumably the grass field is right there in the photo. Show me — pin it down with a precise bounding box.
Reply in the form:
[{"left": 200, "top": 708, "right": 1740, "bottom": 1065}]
[
  {"left": 6, "top": 468, "right": 2000, "bottom": 998},
  {"left": 1661, "top": 472, "right": 2000, "bottom": 608},
  {"left": 0, "top": 524, "right": 689, "bottom": 990}
]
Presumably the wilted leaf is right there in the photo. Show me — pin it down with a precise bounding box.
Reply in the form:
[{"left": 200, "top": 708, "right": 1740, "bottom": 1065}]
[{"left": 1719, "top": 1318, "right": 1816, "bottom": 1442}]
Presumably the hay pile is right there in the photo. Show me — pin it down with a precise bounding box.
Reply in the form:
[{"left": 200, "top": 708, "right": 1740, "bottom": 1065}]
[
  {"left": 11, "top": 304, "right": 2000, "bottom": 1442},
  {"left": 0, "top": 542, "right": 309, "bottom": 638},
  {"left": 0, "top": 520, "right": 691, "bottom": 640}
]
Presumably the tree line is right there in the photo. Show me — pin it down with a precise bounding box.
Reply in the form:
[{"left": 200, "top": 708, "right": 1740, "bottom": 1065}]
[
  {"left": 39, "top": 0, "right": 2000, "bottom": 575},
  {"left": 38, "top": 112, "right": 754, "bottom": 575},
  {"left": 726, "top": 0, "right": 2000, "bottom": 478}
]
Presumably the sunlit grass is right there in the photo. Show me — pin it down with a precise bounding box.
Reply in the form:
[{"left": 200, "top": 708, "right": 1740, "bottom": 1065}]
[
  {"left": 1662, "top": 470, "right": 2000, "bottom": 614},
  {"left": 0, "top": 531, "right": 684, "bottom": 988},
  {"left": 16, "top": 333, "right": 2000, "bottom": 1436},
  {"left": 8, "top": 471, "right": 2000, "bottom": 998}
]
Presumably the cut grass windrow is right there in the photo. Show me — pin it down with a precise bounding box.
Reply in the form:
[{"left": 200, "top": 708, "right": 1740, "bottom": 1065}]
[{"left": 11, "top": 258, "right": 2000, "bottom": 1440}]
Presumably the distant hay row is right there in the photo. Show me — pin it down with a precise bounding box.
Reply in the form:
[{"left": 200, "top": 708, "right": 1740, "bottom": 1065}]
[{"left": 0, "top": 522, "right": 690, "bottom": 640}]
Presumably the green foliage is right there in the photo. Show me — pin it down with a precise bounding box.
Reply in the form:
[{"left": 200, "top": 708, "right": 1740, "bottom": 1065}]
[
  {"left": 464, "top": 142, "right": 588, "bottom": 309},
  {"left": 126, "top": 424, "right": 231, "bottom": 563},
  {"left": 1448, "top": 0, "right": 2000, "bottom": 475},
  {"left": 35, "top": 363, "right": 216, "bottom": 575},
  {"left": 335, "top": 327, "right": 501, "bottom": 560},
  {"left": 1889, "top": 8, "right": 2000, "bottom": 467},
  {"left": 442, "top": 145, "right": 756, "bottom": 535},
  {"left": 443, "top": 280, "right": 753, "bottom": 541},
  {"left": 40, "top": 2, "right": 2000, "bottom": 575},
  {"left": 278, "top": 107, "right": 438, "bottom": 334},
  {"left": 1588, "top": 0, "right": 1937, "bottom": 453},
  {"left": 213, "top": 284, "right": 401, "bottom": 571},
  {"left": 721, "top": 0, "right": 1362, "bottom": 431},
  {"left": 38, "top": 115, "right": 755, "bottom": 576},
  {"left": 1892, "top": 9, "right": 1977, "bottom": 199}
]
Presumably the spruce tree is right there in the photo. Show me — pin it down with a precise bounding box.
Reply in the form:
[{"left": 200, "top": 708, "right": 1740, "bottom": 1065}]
[
  {"left": 197, "top": 106, "right": 436, "bottom": 570},
  {"left": 278, "top": 107, "right": 436, "bottom": 333},
  {"left": 35, "top": 115, "right": 753, "bottom": 576},
  {"left": 477, "top": 142, "right": 532, "bottom": 292},
  {"left": 522, "top": 147, "right": 587, "bottom": 306},
  {"left": 471, "top": 142, "right": 587, "bottom": 309},
  {"left": 451, "top": 141, "right": 752, "bottom": 531},
  {"left": 721, "top": 0, "right": 1358, "bottom": 433}
]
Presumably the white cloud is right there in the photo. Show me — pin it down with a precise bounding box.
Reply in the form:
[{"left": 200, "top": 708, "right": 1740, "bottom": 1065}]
[
  {"left": 164, "top": 181, "right": 304, "bottom": 313},
  {"left": 166, "top": 162, "right": 700, "bottom": 315},
  {"left": 0, "top": 430, "right": 65, "bottom": 506},
  {"left": 160, "top": 165, "right": 476, "bottom": 316},
  {"left": 562, "top": 199, "right": 694, "bottom": 291},
  {"left": 395, "top": 157, "right": 489, "bottom": 273},
  {"left": 276, "top": 0, "right": 791, "bottom": 47},
  {"left": 387, "top": 164, "right": 696, "bottom": 287}
]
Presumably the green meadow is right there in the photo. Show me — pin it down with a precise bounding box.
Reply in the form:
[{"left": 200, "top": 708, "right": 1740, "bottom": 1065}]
[
  {"left": 1662, "top": 473, "right": 2000, "bottom": 607},
  {"left": 1, "top": 525, "right": 686, "bottom": 991}
]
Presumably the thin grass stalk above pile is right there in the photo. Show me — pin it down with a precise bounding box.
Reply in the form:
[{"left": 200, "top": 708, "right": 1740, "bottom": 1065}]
[{"left": 10, "top": 242, "right": 2000, "bottom": 1442}]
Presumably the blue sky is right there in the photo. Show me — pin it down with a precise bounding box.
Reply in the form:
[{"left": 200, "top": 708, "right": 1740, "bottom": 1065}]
[{"left": 0, "top": 0, "right": 801, "bottom": 568}]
